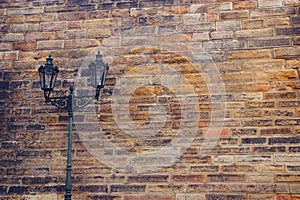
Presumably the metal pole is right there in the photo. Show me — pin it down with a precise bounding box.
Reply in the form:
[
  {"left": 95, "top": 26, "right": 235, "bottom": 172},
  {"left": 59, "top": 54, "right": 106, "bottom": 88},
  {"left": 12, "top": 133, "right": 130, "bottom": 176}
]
[{"left": 65, "top": 86, "right": 75, "bottom": 200}]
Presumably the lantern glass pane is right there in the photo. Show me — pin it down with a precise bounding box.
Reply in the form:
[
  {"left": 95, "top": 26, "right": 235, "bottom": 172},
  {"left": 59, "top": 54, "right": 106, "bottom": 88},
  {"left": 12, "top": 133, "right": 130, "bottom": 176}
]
[
  {"left": 51, "top": 71, "right": 58, "bottom": 89},
  {"left": 97, "top": 65, "right": 105, "bottom": 87},
  {"left": 89, "top": 64, "right": 96, "bottom": 88},
  {"left": 39, "top": 69, "right": 45, "bottom": 89},
  {"left": 44, "top": 68, "right": 53, "bottom": 89}
]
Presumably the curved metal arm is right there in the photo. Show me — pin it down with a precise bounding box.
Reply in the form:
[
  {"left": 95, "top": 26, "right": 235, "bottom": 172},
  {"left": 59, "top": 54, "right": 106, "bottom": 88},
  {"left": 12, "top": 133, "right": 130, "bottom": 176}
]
[
  {"left": 45, "top": 86, "right": 96, "bottom": 111},
  {"left": 46, "top": 96, "right": 69, "bottom": 110}
]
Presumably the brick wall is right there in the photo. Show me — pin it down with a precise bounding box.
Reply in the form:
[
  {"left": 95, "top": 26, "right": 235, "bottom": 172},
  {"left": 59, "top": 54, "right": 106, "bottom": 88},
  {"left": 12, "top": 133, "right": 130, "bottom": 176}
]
[{"left": 0, "top": 0, "right": 300, "bottom": 199}]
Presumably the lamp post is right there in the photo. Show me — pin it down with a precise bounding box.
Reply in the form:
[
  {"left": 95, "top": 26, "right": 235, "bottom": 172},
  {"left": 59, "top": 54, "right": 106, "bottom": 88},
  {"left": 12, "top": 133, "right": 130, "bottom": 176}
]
[{"left": 38, "top": 52, "right": 109, "bottom": 200}]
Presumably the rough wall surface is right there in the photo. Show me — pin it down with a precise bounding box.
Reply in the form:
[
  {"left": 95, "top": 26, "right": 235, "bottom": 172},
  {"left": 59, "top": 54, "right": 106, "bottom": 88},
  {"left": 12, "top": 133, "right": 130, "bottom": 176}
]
[{"left": 0, "top": 0, "right": 300, "bottom": 199}]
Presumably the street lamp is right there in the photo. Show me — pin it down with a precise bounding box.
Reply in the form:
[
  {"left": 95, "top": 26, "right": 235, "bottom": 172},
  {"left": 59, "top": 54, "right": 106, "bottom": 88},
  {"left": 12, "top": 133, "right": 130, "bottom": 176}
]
[{"left": 38, "top": 51, "right": 109, "bottom": 200}]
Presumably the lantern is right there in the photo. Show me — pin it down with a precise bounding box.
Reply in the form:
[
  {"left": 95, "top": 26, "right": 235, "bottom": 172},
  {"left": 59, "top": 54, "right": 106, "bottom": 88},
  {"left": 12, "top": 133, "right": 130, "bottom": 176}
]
[
  {"left": 38, "top": 54, "right": 59, "bottom": 100},
  {"left": 88, "top": 51, "right": 109, "bottom": 100}
]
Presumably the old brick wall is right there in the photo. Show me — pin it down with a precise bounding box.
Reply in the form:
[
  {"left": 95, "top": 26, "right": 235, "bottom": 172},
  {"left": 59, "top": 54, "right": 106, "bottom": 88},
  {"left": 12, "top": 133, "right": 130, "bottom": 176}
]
[{"left": 0, "top": 0, "right": 300, "bottom": 199}]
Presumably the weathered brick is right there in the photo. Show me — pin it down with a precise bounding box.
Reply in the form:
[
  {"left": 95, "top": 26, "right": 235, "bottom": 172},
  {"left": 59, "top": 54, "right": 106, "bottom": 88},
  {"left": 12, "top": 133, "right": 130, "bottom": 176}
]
[
  {"left": 41, "top": 21, "right": 68, "bottom": 31},
  {"left": 278, "top": 100, "right": 300, "bottom": 107},
  {"left": 8, "top": 186, "right": 30, "bottom": 194},
  {"left": 256, "top": 70, "right": 298, "bottom": 81},
  {"left": 276, "top": 154, "right": 300, "bottom": 162},
  {"left": 37, "top": 40, "right": 64, "bottom": 50},
  {"left": 242, "top": 137, "right": 267, "bottom": 144},
  {"left": 0, "top": 51, "right": 19, "bottom": 60},
  {"left": 208, "top": 174, "right": 247, "bottom": 182},
  {"left": 87, "top": 28, "right": 112, "bottom": 38},
  {"left": 191, "top": 165, "right": 219, "bottom": 172},
  {"left": 236, "top": 28, "right": 273, "bottom": 38},
  {"left": 190, "top": 3, "right": 232, "bottom": 13},
  {"left": 244, "top": 82, "right": 270, "bottom": 92},
  {"left": 12, "top": 41, "right": 36, "bottom": 51},
  {"left": 264, "top": 17, "right": 290, "bottom": 26},
  {"left": 291, "top": 16, "right": 300, "bottom": 25},
  {"left": 216, "top": 20, "right": 242, "bottom": 31},
  {"left": 206, "top": 194, "right": 246, "bottom": 200},
  {"left": 172, "top": 174, "right": 205, "bottom": 182},
  {"left": 24, "top": 32, "right": 55, "bottom": 41},
  {"left": 124, "top": 194, "right": 174, "bottom": 200},
  {"left": 187, "top": 183, "right": 256, "bottom": 193},
  {"left": 231, "top": 128, "right": 258, "bottom": 136},
  {"left": 275, "top": 119, "right": 300, "bottom": 126},
  {"left": 26, "top": 13, "right": 55, "bottom": 23},
  {"left": 244, "top": 119, "right": 273, "bottom": 127},
  {"left": 257, "top": 183, "right": 290, "bottom": 193},
  {"left": 110, "top": 185, "right": 146, "bottom": 193},
  {"left": 164, "top": 6, "right": 189, "bottom": 15},
  {"left": 277, "top": 27, "right": 300, "bottom": 35},
  {"left": 203, "top": 40, "right": 246, "bottom": 51},
  {"left": 177, "top": 193, "right": 205, "bottom": 200},
  {"left": 64, "top": 39, "right": 100, "bottom": 49},
  {"left": 283, "top": 0, "right": 300, "bottom": 6},
  {"left": 211, "top": 30, "right": 234, "bottom": 39},
  {"left": 181, "top": 22, "right": 216, "bottom": 32},
  {"left": 226, "top": 49, "right": 272, "bottom": 60},
  {"left": 7, "top": 7, "right": 44, "bottom": 16},
  {"left": 252, "top": 146, "right": 286, "bottom": 153},
  {"left": 220, "top": 10, "right": 249, "bottom": 20},
  {"left": 264, "top": 91, "right": 297, "bottom": 99},
  {"left": 84, "top": 18, "right": 121, "bottom": 28},
  {"left": 22, "top": 176, "right": 52, "bottom": 184},
  {"left": 233, "top": 1, "right": 258, "bottom": 10},
  {"left": 262, "top": 164, "right": 285, "bottom": 172},
  {"left": 128, "top": 175, "right": 169, "bottom": 183},
  {"left": 10, "top": 24, "right": 40, "bottom": 33},
  {"left": 2, "top": 33, "right": 24, "bottom": 42},
  {"left": 248, "top": 194, "right": 277, "bottom": 199},
  {"left": 261, "top": 127, "right": 293, "bottom": 135},
  {"left": 258, "top": 0, "right": 283, "bottom": 8},
  {"left": 183, "top": 14, "right": 206, "bottom": 25},
  {"left": 269, "top": 136, "right": 300, "bottom": 144},
  {"left": 5, "top": 15, "right": 26, "bottom": 24},
  {"left": 249, "top": 38, "right": 291, "bottom": 48},
  {"left": 250, "top": 7, "right": 297, "bottom": 18},
  {"left": 243, "top": 19, "right": 264, "bottom": 29},
  {"left": 293, "top": 36, "right": 300, "bottom": 45}
]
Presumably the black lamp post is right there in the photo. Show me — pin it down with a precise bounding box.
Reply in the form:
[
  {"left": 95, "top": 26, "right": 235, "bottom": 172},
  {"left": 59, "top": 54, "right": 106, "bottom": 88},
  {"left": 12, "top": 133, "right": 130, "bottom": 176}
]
[{"left": 38, "top": 51, "right": 108, "bottom": 200}]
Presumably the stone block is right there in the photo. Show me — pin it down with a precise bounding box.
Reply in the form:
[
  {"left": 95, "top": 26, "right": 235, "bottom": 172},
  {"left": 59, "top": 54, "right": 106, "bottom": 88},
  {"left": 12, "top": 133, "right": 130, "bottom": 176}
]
[
  {"left": 243, "top": 19, "right": 264, "bottom": 29},
  {"left": 0, "top": 51, "right": 19, "bottom": 60},
  {"left": 2, "top": 33, "right": 24, "bottom": 42},
  {"left": 37, "top": 40, "right": 64, "bottom": 50},
  {"left": 41, "top": 21, "right": 68, "bottom": 31},
  {"left": 274, "top": 47, "right": 300, "bottom": 58},
  {"left": 236, "top": 28, "right": 274, "bottom": 38},
  {"left": 5, "top": 15, "right": 26, "bottom": 24},
  {"left": 172, "top": 174, "right": 205, "bottom": 182},
  {"left": 64, "top": 39, "right": 100, "bottom": 49},
  {"left": 233, "top": 1, "right": 258, "bottom": 10},
  {"left": 7, "top": 7, "right": 44, "bottom": 16},
  {"left": 12, "top": 41, "right": 36, "bottom": 51},
  {"left": 176, "top": 193, "right": 206, "bottom": 200},
  {"left": 110, "top": 185, "right": 146, "bottom": 193},
  {"left": 87, "top": 28, "right": 112, "bottom": 38},
  {"left": 258, "top": 0, "right": 283, "bottom": 8},
  {"left": 216, "top": 20, "right": 242, "bottom": 31},
  {"left": 220, "top": 10, "right": 249, "bottom": 20},
  {"left": 226, "top": 49, "right": 272, "bottom": 60}
]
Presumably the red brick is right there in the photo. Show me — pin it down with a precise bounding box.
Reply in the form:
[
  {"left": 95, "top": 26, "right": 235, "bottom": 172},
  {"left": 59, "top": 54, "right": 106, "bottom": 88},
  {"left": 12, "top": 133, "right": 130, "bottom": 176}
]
[{"left": 12, "top": 41, "right": 36, "bottom": 51}]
